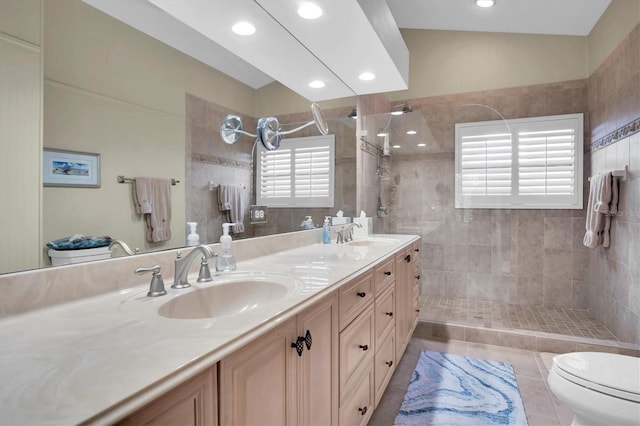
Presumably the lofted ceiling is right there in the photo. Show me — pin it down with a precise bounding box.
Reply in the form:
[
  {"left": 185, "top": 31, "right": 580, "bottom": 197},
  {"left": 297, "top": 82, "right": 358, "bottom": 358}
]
[{"left": 83, "top": 0, "right": 611, "bottom": 102}]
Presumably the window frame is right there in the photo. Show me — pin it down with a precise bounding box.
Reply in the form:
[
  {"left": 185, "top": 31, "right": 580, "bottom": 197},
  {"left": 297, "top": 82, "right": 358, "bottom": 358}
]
[
  {"left": 455, "top": 113, "right": 583, "bottom": 209},
  {"left": 256, "top": 134, "right": 335, "bottom": 208}
]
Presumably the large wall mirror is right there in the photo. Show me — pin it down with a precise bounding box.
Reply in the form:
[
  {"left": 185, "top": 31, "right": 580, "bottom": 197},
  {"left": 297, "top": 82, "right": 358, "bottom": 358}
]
[{"left": 0, "top": 0, "right": 357, "bottom": 275}]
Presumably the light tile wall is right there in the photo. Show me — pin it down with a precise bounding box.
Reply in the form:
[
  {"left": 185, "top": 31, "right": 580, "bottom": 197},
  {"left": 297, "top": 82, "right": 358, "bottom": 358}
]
[
  {"left": 383, "top": 80, "right": 591, "bottom": 309},
  {"left": 586, "top": 24, "right": 640, "bottom": 345}
]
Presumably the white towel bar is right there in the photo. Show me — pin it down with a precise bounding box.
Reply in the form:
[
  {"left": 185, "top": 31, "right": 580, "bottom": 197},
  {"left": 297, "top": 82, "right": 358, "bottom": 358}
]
[{"left": 588, "top": 165, "right": 628, "bottom": 182}]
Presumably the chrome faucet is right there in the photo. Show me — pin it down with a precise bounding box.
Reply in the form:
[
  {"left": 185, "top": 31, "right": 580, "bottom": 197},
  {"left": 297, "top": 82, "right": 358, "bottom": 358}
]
[
  {"left": 338, "top": 222, "right": 362, "bottom": 243},
  {"left": 173, "top": 245, "right": 216, "bottom": 289},
  {"left": 109, "top": 239, "right": 136, "bottom": 256}
]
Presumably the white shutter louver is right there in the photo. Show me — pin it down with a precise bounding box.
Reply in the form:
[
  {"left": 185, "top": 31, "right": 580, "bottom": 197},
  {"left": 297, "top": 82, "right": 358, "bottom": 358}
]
[
  {"left": 257, "top": 134, "right": 335, "bottom": 207},
  {"left": 455, "top": 114, "right": 583, "bottom": 209}
]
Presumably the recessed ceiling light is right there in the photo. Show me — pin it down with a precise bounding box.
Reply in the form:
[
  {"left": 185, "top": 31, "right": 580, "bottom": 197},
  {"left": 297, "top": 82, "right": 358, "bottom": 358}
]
[
  {"left": 308, "top": 80, "right": 325, "bottom": 88},
  {"left": 406, "top": 130, "right": 417, "bottom": 135},
  {"left": 418, "top": 143, "right": 426, "bottom": 147},
  {"left": 358, "top": 72, "right": 376, "bottom": 81},
  {"left": 390, "top": 111, "right": 403, "bottom": 116},
  {"left": 475, "top": 0, "right": 496, "bottom": 7},
  {"left": 298, "top": 3, "right": 323, "bottom": 19},
  {"left": 232, "top": 21, "right": 256, "bottom": 36},
  {"left": 392, "top": 145, "right": 401, "bottom": 149}
]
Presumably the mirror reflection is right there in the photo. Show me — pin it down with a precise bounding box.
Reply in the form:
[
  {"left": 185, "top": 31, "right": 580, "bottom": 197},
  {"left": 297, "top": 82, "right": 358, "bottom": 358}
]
[{"left": 0, "top": 0, "right": 356, "bottom": 275}]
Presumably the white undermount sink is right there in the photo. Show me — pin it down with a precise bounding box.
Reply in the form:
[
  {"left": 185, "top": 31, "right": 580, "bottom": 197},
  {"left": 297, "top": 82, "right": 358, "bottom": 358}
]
[
  {"left": 158, "top": 272, "right": 302, "bottom": 320},
  {"left": 348, "top": 237, "right": 400, "bottom": 247}
]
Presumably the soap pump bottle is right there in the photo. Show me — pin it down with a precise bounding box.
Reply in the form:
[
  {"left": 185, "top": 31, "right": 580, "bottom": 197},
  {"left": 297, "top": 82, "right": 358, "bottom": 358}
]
[
  {"left": 301, "top": 216, "right": 315, "bottom": 230},
  {"left": 322, "top": 216, "right": 331, "bottom": 244},
  {"left": 215, "top": 223, "right": 236, "bottom": 272},
  {"left": 186, "top": 222, "right": 200, "bottom": 246}
]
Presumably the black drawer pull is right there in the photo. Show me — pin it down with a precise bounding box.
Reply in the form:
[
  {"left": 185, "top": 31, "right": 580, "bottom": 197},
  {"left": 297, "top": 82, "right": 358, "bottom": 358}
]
[
  {"left": 385, "top": 311, "right": 393, "bottom": 317},
  {"left": 415, "top": 275, "right": 421, "bottom": 280},
  {"left": 291, "top": 336, "right": 304, "bottom": 357},
  {"left": 385, "top": 360, "right": 393, "bottom": 367},
  {"left": 356, "top": 291, "right": 366, "bottom": 298},
  {"left": 359, "top": 344, "right": 369, "bottom": 351},
  {"left": 384, "top": 271, "right": 392, "bottom": 276},
  {"left": 305, "top": 330, "right": 312, "bottom": 350},
  {"left": 414, "top": 248, "right": 420, "bottom": 252},
  {"left": 358, "top": 406, "right": 368, "bottom": 416}
]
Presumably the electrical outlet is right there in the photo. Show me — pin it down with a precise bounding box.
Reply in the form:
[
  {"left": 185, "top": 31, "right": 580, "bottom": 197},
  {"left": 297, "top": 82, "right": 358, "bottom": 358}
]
[{"left": 250, "top": 205, "right": 268, "bottom": 224}]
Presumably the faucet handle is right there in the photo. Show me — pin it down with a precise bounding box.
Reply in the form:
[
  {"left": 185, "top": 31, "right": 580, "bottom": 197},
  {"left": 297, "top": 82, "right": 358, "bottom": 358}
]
[
  {"left": 197, "top": 255, "right": 214, "bottom": 282},
  {"left": 135, "top": 265, "right": 167, "bottom": 297}
]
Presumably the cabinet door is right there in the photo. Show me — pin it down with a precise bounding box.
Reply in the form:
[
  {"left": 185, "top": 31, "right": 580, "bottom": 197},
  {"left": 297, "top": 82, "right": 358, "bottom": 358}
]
[
  {"left": 116, "top": 367, "right": 216, "bottom": 426},
  {"left": 297, "top": 293, "right": 339, "bottom": 426},
  {"left": 394, "top": 250, "right": 410, "bottom": 361},
  {"left": 220, "top": 319, "right": 298, "bottom": 426}
]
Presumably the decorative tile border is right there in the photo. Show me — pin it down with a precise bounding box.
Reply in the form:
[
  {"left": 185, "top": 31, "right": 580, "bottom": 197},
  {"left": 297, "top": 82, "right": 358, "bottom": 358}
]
[
  {"left": 192, "top": 153, "right": 251, "bottom": 169},
  {"left": 591, "top": 117, "right": 640, "bottom": 152}
]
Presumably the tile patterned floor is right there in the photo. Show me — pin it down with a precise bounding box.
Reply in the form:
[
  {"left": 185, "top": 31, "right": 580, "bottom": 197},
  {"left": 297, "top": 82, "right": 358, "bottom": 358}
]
[
  {"left": 420, "top": 297, "right": 619, "bottom": 341},
  {"left": 369, "top": 337, "right": 575, "bottom": 426}
]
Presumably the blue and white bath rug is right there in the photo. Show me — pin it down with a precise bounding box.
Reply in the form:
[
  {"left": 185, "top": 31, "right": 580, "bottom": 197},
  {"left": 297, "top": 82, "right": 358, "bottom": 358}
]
[{"left": 394, "top": 350, "right": 528, "bottom": 425}]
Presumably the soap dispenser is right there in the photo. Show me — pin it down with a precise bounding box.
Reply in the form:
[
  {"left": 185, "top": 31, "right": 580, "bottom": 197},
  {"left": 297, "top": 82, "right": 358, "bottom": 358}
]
[
  {"left": 186, "top": 222, "right": 200, "bottom": 246},
  {"left": 215, "top": 223, "right": 236, "bottom": 272},
  {"left": 322, "top": 216, "right": 331, "bottom": 244},
  {"left": 301, "top": 216, "right": 315, "bottom": 230}
]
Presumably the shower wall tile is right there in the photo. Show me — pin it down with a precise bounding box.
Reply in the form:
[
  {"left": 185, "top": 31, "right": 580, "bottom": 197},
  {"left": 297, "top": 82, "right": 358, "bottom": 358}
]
[
  {"left": 543, "top": 217, "right": 573, "bottom": 250},
  {"left": 584, "top": 24, "right": 640, "bottom": 345}
]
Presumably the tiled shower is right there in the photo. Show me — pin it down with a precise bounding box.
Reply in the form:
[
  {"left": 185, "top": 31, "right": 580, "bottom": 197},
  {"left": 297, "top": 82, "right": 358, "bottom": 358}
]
[{"left": 370, "top": 25, "right": 639, "bottom": 348}]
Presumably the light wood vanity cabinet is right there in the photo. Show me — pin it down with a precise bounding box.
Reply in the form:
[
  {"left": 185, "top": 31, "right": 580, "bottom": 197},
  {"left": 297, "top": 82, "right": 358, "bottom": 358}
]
[
  {"left": 116, "top": 366, "right": 217, "bottom": 426},
  {"left": 116, "top": 239, "right": 421, "bottom": 426},
  {"left": 219, "top": 292, "right": 339, "bottom": 426}
]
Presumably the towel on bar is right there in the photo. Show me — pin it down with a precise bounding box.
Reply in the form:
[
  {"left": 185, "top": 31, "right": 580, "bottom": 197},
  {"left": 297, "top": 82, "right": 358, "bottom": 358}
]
[
  {"left": 583, "top": 172, "right": 618, "bottom": 248},
  {"left": 133, "top": 177, "right": 172, "bottom": 242},
  {"left": 217, "top": 184, "right": 245, "bottom": 234}
]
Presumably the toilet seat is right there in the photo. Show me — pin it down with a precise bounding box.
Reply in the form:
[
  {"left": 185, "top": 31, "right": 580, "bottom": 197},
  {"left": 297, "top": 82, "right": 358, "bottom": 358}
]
[{"left": 552, "top": 352, "right": 640, "bottom": 403}]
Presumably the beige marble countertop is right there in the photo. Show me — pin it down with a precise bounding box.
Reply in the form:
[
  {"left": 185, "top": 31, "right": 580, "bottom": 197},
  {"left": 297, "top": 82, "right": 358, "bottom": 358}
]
[{"left": 0, "top": 234, "right": 418, "bottom": 425}]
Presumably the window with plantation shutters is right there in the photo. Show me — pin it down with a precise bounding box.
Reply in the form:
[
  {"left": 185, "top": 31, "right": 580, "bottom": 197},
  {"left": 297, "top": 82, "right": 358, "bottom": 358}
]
[
  {"left": 257, "top": 134, "right": 335, "bottom": 207},
  {"left": 455, "top": 113, "right": 583, "bottom": 209}
]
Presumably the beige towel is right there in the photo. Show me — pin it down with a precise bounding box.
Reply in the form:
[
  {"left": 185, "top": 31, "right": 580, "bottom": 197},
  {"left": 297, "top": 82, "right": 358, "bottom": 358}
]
[
  {"left": 583, "top": 172, "right": 619, "bottom": 248},
  {"left": 133, "top": 177, "right": 172, "bottom": 243},
  {"left": 217, "top": 184, "right": 245, "bottom": 234}
]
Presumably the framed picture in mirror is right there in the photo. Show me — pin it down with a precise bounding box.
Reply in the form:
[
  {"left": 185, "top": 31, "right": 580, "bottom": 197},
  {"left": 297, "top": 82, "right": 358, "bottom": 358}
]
[{"left": 43, "top": 149, "right": 101, "bottom": 188}]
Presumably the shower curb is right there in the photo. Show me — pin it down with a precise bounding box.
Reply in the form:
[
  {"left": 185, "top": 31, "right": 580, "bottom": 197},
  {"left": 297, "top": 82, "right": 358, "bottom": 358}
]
[{"left": 414, "top": 320, "right": 640, "bottom": 357}]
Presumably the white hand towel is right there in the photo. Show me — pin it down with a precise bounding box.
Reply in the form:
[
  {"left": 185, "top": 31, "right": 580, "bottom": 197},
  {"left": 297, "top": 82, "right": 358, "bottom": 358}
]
[{"left": 583, "top": 173, "right": 608, "bottom": 248}]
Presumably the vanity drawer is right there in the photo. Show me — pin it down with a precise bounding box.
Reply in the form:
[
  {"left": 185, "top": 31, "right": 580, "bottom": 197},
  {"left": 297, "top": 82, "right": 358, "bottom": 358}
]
[
  {"left": 339, "top": 273, "right": 373, "bottom": 330},
  {"left": 374, "top": 287, "right": 395, "bottom": 343},
  {"left": 374, "top": 257, "right": 395, "bottom": 295},
  {"left": 339, "top": 364, "right": 374, "bottom": 426},
  {"left": 340, "top": 305, "right": 374, "bottom": 393},
  {"left": 374, "top": 329, "right": 395, "bottom": 406}
]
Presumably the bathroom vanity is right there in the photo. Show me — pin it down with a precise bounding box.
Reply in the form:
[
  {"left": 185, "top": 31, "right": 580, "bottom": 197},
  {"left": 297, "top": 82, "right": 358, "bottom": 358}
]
[{"left": 0, "top": 231, "right": 420, "bottom": 425}]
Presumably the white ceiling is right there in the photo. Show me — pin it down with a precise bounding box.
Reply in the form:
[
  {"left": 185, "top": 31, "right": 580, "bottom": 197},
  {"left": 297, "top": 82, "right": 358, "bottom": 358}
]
[
  {"left": 388, "top": 0, "right": 612, "bottom": 36},
  {"left": 83, "top": 0, "right": 611, "bottom": 101}
]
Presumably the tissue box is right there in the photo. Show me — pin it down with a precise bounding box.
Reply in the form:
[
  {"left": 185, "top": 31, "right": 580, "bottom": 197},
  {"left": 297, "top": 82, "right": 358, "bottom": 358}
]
[
  {"left": 353, "top": 217, "right": 372, "bottom": 238},
  {"left": 331, "top": 217, "right": 351, "bottom": 226}
]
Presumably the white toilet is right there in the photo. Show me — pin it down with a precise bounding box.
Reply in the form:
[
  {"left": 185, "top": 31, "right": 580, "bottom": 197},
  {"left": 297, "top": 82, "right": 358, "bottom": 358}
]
[{"left": 548, "top": 352, "right": 640, "bottom": 426}]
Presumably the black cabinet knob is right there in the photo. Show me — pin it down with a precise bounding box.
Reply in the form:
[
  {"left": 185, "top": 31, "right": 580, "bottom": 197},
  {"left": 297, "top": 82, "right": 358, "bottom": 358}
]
[
  {"left": 415, "top": 275, "right": 421, "bottom": 280},
  {"left": 385, "top": 312, "right": 393, "bottom": 317},
  {"left": 305, "top": 330, "right": 312, "bottom": 350},
  {"left": 404, "top": 254, "right": 411, "bottom": 263},
  {"left": 384, "top": 271, "right": 392, "bottom": 276},
  {"left": 385, "top": 360, "right": 393, "bottom": 367},
  {"left": 358, "top": 406, "right": 368, "bottom": 416},
  {"left": 356, "top": 291, "right": 366, "bottom": 298},
  {"left": 359, "top": 344, "right": 369, "bottom": 351},
  {"left": 291, "top": 336, "right": 304, "bottom": 357}
]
